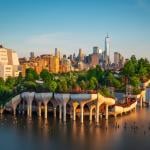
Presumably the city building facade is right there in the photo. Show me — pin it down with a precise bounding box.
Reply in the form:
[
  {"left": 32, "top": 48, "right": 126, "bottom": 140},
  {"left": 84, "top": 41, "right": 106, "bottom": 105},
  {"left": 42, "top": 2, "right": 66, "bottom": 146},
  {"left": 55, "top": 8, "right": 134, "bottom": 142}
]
[
  {"left": 19, "top": 35, "right": 126, "bottom": 75},
  {"left": 0, "top": 45, "right": 20, "bottom": 80},
  {"left": 114, "top": 52, "right": 124, "bottom": 69}
]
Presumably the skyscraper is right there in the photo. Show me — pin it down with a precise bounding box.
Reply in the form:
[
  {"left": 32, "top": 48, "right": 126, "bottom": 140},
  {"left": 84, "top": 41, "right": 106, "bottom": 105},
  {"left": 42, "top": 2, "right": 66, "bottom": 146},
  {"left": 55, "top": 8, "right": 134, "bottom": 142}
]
[
  {"left": 105, "top": 34, "right": 110, "bottom": 57},
  {"left": 93, "top": 47, "right": 99, "bottom": 54},
  {"left": 30, "top": 52, "right": 35, "bottom": 59},
  {"left": 55, "top": 48, "right": 60, "bottom": 58},
  {"left": 114, "top": 52, "right": 124, "bottom": 69},
  {"left": 78, "top": 49, "right": 84, "bottom": 61},
  {"left": 102, "top": 34, "right": 111, "bottom": 69},
  {"left": 49, "top": 55, "right": 60, "bottom": 73}
]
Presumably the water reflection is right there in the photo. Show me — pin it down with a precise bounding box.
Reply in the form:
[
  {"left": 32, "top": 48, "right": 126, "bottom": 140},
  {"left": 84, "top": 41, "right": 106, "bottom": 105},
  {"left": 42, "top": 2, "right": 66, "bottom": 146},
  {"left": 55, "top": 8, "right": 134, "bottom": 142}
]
[{"left": 0, "top": 108, "right": 150, "bottom": 150}]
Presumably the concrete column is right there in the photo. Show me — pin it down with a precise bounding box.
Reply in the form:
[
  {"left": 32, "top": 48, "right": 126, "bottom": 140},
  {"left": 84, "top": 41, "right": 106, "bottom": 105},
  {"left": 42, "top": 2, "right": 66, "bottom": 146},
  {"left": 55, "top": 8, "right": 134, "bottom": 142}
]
[
  {"left": 29, "top": 104, "right": 32, "bottom": 117},
  {"left": 63, "top": 102, "right": 67, "bottom": 122},
  {"left": 73, "top": 107, "right": 76, "bottom": 121},
  {"left": 27, "top": 105, "right": 30, "bottom": 116},
  {"left": 89, "top": 107, "right": 93, "bottom": 121},
  {"left": 140, "top": 97, "right": 143, "bottom": 108},
  {"left": 96, "top": 103, "right": 100, "bottom": 123},
  {"left": 59, "top": 105, "right": 62, "bottom": 120},
  {"left": 80, "top": 103, "right": 84, "bottom": 123},
  {"left": 105, "top": 105, "right": 108, "bottom": 120},
  {"left": 22, "top": 101, "right": 25, "bottom": 115},
  {"left": 38, "top": 102, "right": 41, "bottom": 117},
  {"left": 13, "top": 107, "right": 16, "bottom": 116},
  {"left": 44, "top": 102, "right": 48, "bottom": 119},
  {"left": 27, "top": 100, "right": 32, "bottom": 117},
  {"left": 21, "top": 93, "right": 35, "bottom": 117},
  {"left": 54, "top": 107, "right": 57, "bottom": 118},
  {"left": 72, "top": 102, "right": 79, "bottom": 121}
]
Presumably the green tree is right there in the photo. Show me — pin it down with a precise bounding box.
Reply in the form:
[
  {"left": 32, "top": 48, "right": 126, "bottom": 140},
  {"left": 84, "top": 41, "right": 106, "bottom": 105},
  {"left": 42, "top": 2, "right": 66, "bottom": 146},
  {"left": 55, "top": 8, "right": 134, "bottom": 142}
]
[
  {"left": 47, "top": 81, "right": 57, "bottom": 92},
  {"left": 25, "top": 68, "right": 39, "bottom": 81},
  {"left": 79, "top": 80, "right": 87, "bottom": 90},
  {"left": 0, "top": 85, "right": 13, "bottom": 105},
  {"left": 78, "top": 73, "right": 87, "bottom": 82},
  {"left": 131, "top": 55, "right": 138, "bottom": 65},
  {"left": 122, "top": 60, "right": 135, "bottom": 77},
  {"left": 138, "top": 65, "right": 147, "bottom": 80},
  {"left": 105, "top": 72, "right": 114, "bottom": 86},
  {"left": 57, "top": 79, "right": 68, "bottom": 93},
  {"left": 95, "top": 65, "right": 104, "bottom": 82},
  {"left": 0, "top": 78, "right": 5, "bottom": 86},
  {"left": 16, "top": 73, "right": 23, "bottom": 84},
  {"left": 35, "top": 84, "right": 47, "bottom": 92},
  {"left": 87, "top": 65, "right": 104, "bottom": 82},
  {"left": 23, "top": 81, "right": 37, "bottom": 91},
  {"left": 67, "top": 73, "right": 78, "bottom": 90},
  {"left": 5, "top": 76, "right": 16, "bottom": 89},
  {"left": 40, "top": 69, "right": 53, "bottom": 82},
  {"left": 88, "top": 77, "right": 98, "bottom": 90},
  {"left": 112, "top": 78, "right": 121, "bottom": 89},
  {"left": 130, "top": 76, "right": 140, "bottom": 87},
  {"left": 132, "top": 87, "right": 141, "bottom": 95},
  {"left": 99, "top": 86, "right": 113, "bottom": 98}
]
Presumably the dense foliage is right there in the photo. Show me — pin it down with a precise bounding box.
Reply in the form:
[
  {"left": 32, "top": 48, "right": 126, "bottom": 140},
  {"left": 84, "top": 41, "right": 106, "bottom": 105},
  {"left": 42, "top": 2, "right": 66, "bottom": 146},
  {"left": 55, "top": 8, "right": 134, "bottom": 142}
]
[{"left": 0, "top": 55, "right": 149, "bottom": 105}]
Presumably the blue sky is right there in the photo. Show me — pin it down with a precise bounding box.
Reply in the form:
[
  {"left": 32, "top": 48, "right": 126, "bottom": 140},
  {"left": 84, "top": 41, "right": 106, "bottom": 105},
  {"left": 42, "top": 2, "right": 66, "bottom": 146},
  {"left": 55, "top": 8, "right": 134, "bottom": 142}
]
[{"left": 0, "top": 0, "right": 150, "bottom": 60}]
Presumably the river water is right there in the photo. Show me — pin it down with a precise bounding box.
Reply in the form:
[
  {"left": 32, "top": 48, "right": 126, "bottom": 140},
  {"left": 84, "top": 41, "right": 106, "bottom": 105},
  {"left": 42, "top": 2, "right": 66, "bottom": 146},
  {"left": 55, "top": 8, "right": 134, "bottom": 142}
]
[{"left": 0, "top": 88, "right": 150, "bottom": 150}]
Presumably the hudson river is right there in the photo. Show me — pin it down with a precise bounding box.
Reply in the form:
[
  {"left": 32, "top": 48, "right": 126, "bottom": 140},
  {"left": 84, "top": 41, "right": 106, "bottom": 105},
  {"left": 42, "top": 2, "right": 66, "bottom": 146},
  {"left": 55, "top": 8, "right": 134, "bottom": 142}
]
[{"left": 0, "top": 107, "right": 150, "bottom": 150}]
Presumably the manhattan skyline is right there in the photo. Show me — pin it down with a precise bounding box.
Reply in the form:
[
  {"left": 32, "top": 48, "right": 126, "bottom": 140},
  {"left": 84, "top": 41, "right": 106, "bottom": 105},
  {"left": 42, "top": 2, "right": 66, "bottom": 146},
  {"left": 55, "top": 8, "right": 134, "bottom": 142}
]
[{"left": 0, "top": 0, "right": 150, "bottom": 59}]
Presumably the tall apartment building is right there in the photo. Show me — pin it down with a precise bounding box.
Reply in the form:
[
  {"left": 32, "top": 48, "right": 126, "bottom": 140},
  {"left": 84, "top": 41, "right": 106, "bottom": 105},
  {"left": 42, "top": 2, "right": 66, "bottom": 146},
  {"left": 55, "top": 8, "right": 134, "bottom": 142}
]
[
  {"left": 21, "top": 54, "right": 50, "bottom": 76},
  {"left": 77, "top": 49, "right": 84, "bottom": 61},
  {"left": 49, "top": 55, "right": 60, "bottom": 73},
  {"left": 55, "top": 48, "right": 60, "bottom": 58},
  {"left": 20, "top": 48, "right": 62, "bottom": 76},
  {"left": 30, "top": 52, "right": 35, "bottom": 59},
  {"left": 0, "top": 45, "right": 20, "bottom": 80},
  {"left": 90, "top": 47, "right": 102, "bottom": 67},
  {"left": 60, "top": 57, "right": 71, "bottom": 73},
  {"left": 114, "top": 52, "right": 124, "bottom": 69}
]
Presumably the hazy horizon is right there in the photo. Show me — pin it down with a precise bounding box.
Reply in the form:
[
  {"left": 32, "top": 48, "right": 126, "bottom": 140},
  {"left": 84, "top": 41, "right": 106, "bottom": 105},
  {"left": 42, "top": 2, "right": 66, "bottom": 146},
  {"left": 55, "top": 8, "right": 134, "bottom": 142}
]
[{"left": 0, "top": 0, "right": 150, "bottom": 60}]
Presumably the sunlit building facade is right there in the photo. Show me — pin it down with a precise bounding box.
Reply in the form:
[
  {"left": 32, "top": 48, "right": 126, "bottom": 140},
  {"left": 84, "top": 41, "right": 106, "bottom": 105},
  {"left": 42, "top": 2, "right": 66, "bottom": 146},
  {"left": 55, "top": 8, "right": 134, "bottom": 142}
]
[
  {"left": 49, "top": 55, "right": 60, "bottom": 73},
  {"left": 0, "top": 45, "right": 20, "bottom": 80}
]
